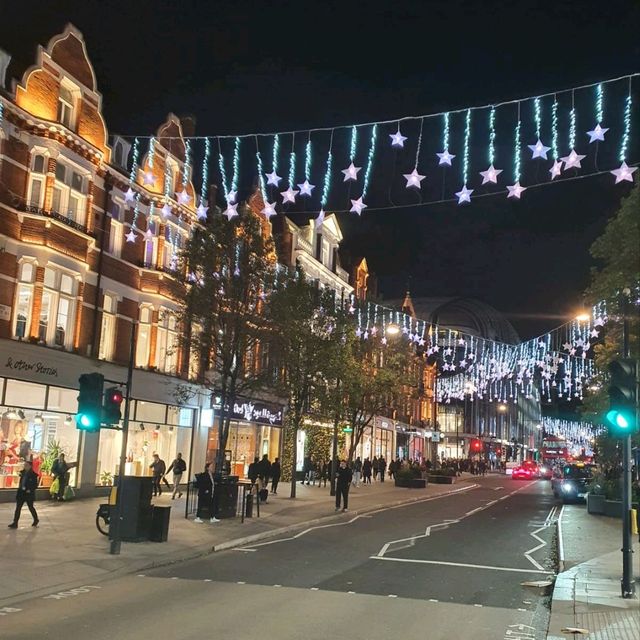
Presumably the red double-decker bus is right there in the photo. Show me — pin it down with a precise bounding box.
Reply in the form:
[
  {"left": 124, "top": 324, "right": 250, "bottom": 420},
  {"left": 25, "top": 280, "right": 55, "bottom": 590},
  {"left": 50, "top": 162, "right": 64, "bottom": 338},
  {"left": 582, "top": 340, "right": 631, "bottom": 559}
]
[{"left": 541, "top": 436, "right": 569, "bottom": 462}]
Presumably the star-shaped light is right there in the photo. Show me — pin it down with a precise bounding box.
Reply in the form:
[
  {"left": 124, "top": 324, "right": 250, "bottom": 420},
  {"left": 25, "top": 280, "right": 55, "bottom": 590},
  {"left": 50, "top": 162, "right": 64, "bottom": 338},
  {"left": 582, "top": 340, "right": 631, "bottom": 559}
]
[
  {"left": 437, "top": 150, "right": 455, "bottom": 166},
  {"left": 161, "top": 203, "right": 172, "bottom": 218},
  {"left": 403, "top": 169, "right": 426, "bottom": 189},
  {"left": 479, "top": 164, "right": 503, "bottom": 184},
  {"left": 528, "top": 139, "right": 551, "bottom": 160},
  {"left": 223, "top": 203, "right": 239, "bottom": 221},
  {"left": 350, "top": 197, "right": 367, "bottom": 215},
  {"left": 226, "top": 190, "right": 237, "bottom": 204},
  {"left": 381, "top": 336, "right": 387, "bottom": 345},
  {"left": 341, "top": 163, "right": 361, "bottom": 182},
  {"left": 125, "top": 230, "right": 137, "bottom": 243},
  {"left": 143, "top": 171, "right": 155, "bottom": 186},
  {"left": 389, "top": 129, "right": 407, "bottom": 148},
  {"left": 315, "top": 209, "right": 325, "bottom": 227},
  {"left": 506, "top": 182, "right": 527, "bottom": 199},
  {"left": 549, "top": 160, "right": 563, "bottom": 180},
  {"left": 145, "top": 229, "right": 154, "bottom": 240},
  {"left": 610, "top": 161, "right": 637, "bottom": 184},
  {"left": 590, "top": 329, "right": 599, "bottom": 338},
  {"left": 266, "top": 171, "right": 282, "bottom": 186},
  {"left": 177, "top": 189, "right": 191, "bottom": 205},
  {"left": 280, "top": 187, "right": 299, "bottom": 204},
  {"left": 196, "top": 203, "right": 209, "bottom": 221},
  {"left": 562, "top": 342, "right": 572, "bottom": 351},
  {"left": 455, "top": 185, "right": 473, "bottom": 204},
  {"left": 261, "top": 202, "right": 277, "bottom": 220},
  {"left": 297, "top": 180, "right": 315, "bottom": 197},
  {"left": 560, "top": 149, "right": 586, "bottom": 170},
  {"left": 586, "top": 124, "right": 609, "bottom": 143},
  {"left": 124, "top": 187, "right": 135, "bottom": 202}
]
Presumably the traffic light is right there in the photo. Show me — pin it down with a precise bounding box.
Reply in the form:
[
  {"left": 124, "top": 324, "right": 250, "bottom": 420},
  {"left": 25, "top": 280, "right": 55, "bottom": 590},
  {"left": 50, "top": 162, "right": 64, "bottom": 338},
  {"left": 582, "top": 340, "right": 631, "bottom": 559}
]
[
  {"left": 606, "top": 358, "right": 638, "bottom": 436},
  {"left": 103, "top": 386, "right": 124, "bottom": 425},
  {"left": 471, "top": 439, "right": 482, "bottom": 452},
  {"left": 77, "top": 373, "right": 104, "bottom": 432}
]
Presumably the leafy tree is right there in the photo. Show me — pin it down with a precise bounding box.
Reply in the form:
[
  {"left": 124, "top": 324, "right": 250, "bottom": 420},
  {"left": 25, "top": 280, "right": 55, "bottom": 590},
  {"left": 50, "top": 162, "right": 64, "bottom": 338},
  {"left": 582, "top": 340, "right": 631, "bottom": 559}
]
[{"left": 176, "top": 205, "right": 276, "bottom": 472}]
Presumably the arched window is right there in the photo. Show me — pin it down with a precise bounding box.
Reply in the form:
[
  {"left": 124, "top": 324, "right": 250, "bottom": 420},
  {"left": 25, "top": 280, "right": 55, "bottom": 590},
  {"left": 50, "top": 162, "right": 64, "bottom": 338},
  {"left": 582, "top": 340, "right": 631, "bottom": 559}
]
[
  {"left": 114, "top": 142, "right": 123, "bottom": 167},
  {"left": 58, "top": 84, "right": 75, "bottom": 129}
]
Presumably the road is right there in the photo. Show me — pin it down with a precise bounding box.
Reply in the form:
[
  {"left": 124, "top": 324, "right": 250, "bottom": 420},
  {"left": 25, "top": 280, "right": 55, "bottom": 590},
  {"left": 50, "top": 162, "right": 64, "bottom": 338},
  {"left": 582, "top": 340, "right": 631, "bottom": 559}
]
[{"left": 1, "top": 476, "right": 558, "bottom": 640}]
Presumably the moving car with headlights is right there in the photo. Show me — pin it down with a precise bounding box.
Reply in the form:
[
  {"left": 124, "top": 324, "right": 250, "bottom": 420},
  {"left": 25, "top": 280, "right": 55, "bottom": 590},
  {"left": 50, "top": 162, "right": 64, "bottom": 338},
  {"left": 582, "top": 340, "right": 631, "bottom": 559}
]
[
  {"left": 512, "top": 464, "right": 537, "bottom": 480},
  {"left": 538, "top": 464, "right": 553, "bottom": 480},
  {"left": 552, "top": 463, "right": 595, "bottom": 502}
]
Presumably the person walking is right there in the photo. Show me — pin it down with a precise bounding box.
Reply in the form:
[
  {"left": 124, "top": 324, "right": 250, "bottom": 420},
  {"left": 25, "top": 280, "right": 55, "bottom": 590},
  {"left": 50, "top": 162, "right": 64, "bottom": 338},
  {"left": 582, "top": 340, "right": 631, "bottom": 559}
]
[
  {"left": 257, "top": 454, "right": 271, "bottom": 491},
  {"left": 335, "top": 460, "right": 353, "bottom": 512},
  {"left": 149, "top": 454, "right": 166, "bottom": 496},
  {"left": 166, "top": 452, "right": 187, "bottom": 499},
  {"left": 270, "top": 458, "right": 281, "bottom": 494},
  {"left": 352, "top": 456, "right": 362, "bottom": 487},
  {"left": 378, "top": 456, "right": 386, "bottom": 483},
  {"left": 320, "top": 459, "right": 329, "bottom": 488},
  {"left": 194, "top": 463, "right": 219, "bottom": 523},
  {"left": 8, "top": 460, "right": 39, "bottom": 528},
  {"left": 248, "top": 457, "right": 260, "bottom": 485},
  {"left": 51, "top": 453, "right": 75, "bottom": 502},
  {"left": 302, "top": 455, "right": 313, "bottom": 485},
  {"left": 372, "top": 456, "right": 379, "bottom": 481},
  {"left": 363, "top": 457, "right": 372, "bottom": 484}
]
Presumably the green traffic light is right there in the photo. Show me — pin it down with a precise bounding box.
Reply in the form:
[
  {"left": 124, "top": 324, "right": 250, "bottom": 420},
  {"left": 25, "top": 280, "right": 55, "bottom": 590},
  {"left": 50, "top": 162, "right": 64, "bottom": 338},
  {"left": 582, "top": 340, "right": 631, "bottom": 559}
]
[
  {"left": 615, "top": 412, "right": 631, "bottom": 429},
  {"left": 78, "top": 413, "right": 94, "bottom": 428},
  {"left": 606, "top": 409, "right": 634, "bottom": 432}
]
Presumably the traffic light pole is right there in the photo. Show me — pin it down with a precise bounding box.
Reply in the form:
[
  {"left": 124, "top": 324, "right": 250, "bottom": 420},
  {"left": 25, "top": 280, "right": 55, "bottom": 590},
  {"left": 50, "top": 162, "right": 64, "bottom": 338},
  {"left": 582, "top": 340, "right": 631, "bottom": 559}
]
[
  {"left": 110, "top": 321, "right": 137, "bottom": 555},
  {"left": 620, "top": 290, "right": 635, "bottom": 598}
]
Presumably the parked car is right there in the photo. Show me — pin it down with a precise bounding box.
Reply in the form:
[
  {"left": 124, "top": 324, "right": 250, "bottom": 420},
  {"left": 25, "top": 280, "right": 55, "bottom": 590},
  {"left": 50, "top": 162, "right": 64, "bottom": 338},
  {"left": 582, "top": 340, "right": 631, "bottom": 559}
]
[{"left": 551, "top": 463, "right": 595, "bottom": 503}]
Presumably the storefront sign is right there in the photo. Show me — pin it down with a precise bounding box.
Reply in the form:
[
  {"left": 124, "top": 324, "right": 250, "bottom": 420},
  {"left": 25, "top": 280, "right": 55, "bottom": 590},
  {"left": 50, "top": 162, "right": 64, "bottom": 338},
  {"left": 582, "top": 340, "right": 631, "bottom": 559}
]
[
  {"left": 212, "top": 395, "right": 283, "bottom": 426},
  {"left": 3, "top": 356, "right": 58, "bottom": 378}
]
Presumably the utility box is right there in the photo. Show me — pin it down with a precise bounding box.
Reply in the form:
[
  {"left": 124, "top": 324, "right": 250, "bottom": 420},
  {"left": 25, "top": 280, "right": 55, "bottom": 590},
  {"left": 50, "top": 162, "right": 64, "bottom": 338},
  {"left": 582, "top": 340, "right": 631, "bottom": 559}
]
[
  {"left": 109, "top": 476, "right": 153, "bottom": 542},
  {"left": 149, "top": 505, "right": 171, "bottom": 542}
]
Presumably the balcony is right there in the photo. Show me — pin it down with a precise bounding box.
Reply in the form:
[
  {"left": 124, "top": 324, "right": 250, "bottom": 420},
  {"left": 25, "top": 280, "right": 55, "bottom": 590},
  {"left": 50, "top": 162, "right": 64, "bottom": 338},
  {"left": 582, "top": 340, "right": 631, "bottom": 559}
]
[{"left": 19, "top": 202, "right": 91, "bottom": 236}]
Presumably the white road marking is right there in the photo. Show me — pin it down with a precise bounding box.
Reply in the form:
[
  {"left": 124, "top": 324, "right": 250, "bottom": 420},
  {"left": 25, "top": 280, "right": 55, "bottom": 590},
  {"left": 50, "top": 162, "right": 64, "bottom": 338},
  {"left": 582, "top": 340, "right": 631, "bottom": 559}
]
[
  {"left": 204, "top": 579, "right": 212, "bottom": 582},
  {"left": 0, "top": 607, "right": 22, "bottom": 616},
  {"left": 347, "top": 591, "right": 356, "bottom": 594},
  {"left": 237, "top": 581, "right": 246, "bottom": 585},
  {"left": 370, "top": 555, "right": 553, "bottom": 574},
  {"left": 43, "top": 586, "right": 102, "bottom": 600},
  {"left": 273, "top": 584, "right": 282, "bottom": 587},
  {"left": 557, "top": 505, "right": 565, "bottom": 569},
  {"left": 388, "top": 594, "right": 398, "bottom": 598},
  {"left": 474, "top": 604, "right": 483, "bottom": 607},
  {"left": 310, "top": 587, "right": 319, "bottom": 591},
  {"left": 239, "top": 484, "right": 480, "bottom": 551},
  {"left": 234, "top": 548, "right": 257, "bottom": 552},
  {"left": 429, "top": 598, "right": 439, "bottom": 603},
  {"left": 137, "top": 574, "right": 146, "bottom": 578},
  {"left": 523, "top": 504, "right": 557, "bottom": 571}
]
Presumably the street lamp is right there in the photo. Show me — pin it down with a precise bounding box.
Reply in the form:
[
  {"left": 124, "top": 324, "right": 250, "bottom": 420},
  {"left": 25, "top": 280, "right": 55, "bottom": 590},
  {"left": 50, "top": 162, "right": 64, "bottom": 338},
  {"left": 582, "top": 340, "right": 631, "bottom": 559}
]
[
  {"left": 386, "top": 324, "right": 400, "bottom": 335},
  {"left": 575, "top": 312, "right": 590, "bottom": 322}
]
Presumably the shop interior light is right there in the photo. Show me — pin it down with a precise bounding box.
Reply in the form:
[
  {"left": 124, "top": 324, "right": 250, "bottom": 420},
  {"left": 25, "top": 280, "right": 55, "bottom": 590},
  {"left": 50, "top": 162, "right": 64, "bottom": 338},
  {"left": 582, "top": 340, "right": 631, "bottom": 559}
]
[
  {"left": 17, "top": 410, "right": 26, "bottom": 420},
  {"left": 154, "top": 425, "right": 161, "bottom": 433},
  {"left": 5, "top": 409, "right": 18, "bottom": 419},
  {"left": 33, "top": 413, "right": 44, "bottom": 425},
  {"left": 64, "top": 415, "right": 73, "bottom": 426},
  {"left": 140, "top": 423, "right": 145, "bottom": 431}
]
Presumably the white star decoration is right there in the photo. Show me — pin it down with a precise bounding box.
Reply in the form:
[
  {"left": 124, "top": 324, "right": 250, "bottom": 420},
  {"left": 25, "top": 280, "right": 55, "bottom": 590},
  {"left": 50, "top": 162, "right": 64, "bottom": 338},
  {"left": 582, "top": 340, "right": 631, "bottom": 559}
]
[
  {"left": 315, "top": 209, "right": 325, "bottom": 227},
  {"left": 226, "top": 190, "right": 237, "bottom": 204},
  {"left": 350, "top": 197, "right": 367, "bottom": 215},
  {"left": 177, "top": 190, "right": 191, "bottom": 205},
  {"left": 125, "top": 230, "right": 136, "bottom": 243},
  {"left": 479, "top": 164, "right": 503, "bottom": 184},
  {"left": 161, "top": 203, "right": 172, "bottom": 218},
  {"left": 528, "top": 139, "right": 551, "bottom": 160},
  {"left": 266, "top": 171, "right": 282, "bottom": 186},
  {"left": 403, "top": 169, "right": 426, "bottom": 189},
  {"left": 143, "top": 171, "right": 155, "bottom": 185},
  {"left": 223, "top": 203, "right": 239, "bottom": 220},
  {"left": 389, "top": 130, "right": 407, "bottom": 148},
  {"left": 437, "top": 150, "right": 455, "bottom": 166},
  {"left": 341, "top": 163, "right": 361, "bottom": 182},
  {"left": 560, "top": 149, "right": 586, "bottom": 170},
  {"left": 506, "top": 182, "right": 526, "bottom": 199},
  {"left": 196, "top": 204, "right": 209, "bottom": 221},
  {"left": 549, "top": 160, "right": 563, "bottom": 180},
  {"left": 280, "top": 187, "right": 299, "bottom": 203},
  {"left": 455, "top": 185, "right": 473, "bottom": 204},
  {"left": 145, "top": 229, "right": 153, "bottom": 240},
  {"left": 297, "top": 180, "right": 315, "bottom": 197},
  {"left": 586, "top": 124, "right": 609, "bottom": 143},
  {"left": 124, "top": 188, "right": 135, "bottom": 203},
  {"left": 261, "top": 202, "right": 277, "bottom": 220},
  {"left": 610, "top": 161, "right": 637, "bottom": 184}
]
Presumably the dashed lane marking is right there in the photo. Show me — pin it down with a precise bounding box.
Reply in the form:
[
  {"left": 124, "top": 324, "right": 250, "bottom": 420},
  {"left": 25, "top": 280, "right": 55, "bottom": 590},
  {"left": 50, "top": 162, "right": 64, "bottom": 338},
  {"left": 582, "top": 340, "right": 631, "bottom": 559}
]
[
  {"left": 310, "top": 587, "right": 319, "bottom": 591},
  {"left": 237, "top": 581, "right": 246, "bottom": 585},
  {"left": 370, "top": 556, "right": 554, "bottom": 574}
]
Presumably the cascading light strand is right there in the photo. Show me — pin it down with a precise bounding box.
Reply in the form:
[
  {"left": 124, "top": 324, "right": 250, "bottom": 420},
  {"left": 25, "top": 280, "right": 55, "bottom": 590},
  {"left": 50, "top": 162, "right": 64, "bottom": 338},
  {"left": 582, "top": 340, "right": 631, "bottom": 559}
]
[
  {"left": 611, "top": 79, "right": 636, "bottom": 183},
  {"left": 349, "top": 125, "right": 358, "bottom": 162},
  {"left": 507, "top": 102, "right": 526, "bottom": 199},
  {"left": 217, "top": 138, "right": 230, "bottom": 202},
  {"left": 362, "top": 123, "right": 378, "bottom": 199}
]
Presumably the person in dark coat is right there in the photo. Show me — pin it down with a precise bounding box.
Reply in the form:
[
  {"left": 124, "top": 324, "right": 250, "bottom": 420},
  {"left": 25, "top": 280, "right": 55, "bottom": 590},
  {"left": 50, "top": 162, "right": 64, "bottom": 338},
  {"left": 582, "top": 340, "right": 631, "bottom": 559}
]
[
  {"left": 363, "top": 458, "right": 372, "bottom": 484},
  {"left": 335, "top": 460, "right": 353, "bottom": 511},
  {"left": 8, "top": 460, "right": 39, "bottom": 528},
  {"left": 378, "top": 456, "right": 387, "bottom": 483},
  {"left": 270, "top": 458, "right": 281, "bottom": 494},
  {"left": 257, "top": 454, "right": 271, "bottom": 491},
  {"left": 247, "top": 457, "right": 260, "bottom": 485},
  {"left": 194, "top": 463, "right": 219, "bottom": 523},
  {"left": 166, "top": 452, "right": 187, "bottom": 499},
  {"left": 51, "top": 453, "right": 76, "bottom": 501},
  {"left": 372, "top": 456, "right": 379, "bottom": 481},
  {"left": 149, "top": 454, "right": 166, "bottom": 496}
]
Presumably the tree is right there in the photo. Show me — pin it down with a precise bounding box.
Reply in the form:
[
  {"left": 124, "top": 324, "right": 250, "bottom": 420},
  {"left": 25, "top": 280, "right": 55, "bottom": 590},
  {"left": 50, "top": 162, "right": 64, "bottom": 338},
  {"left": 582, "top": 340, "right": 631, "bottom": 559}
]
[
  {"left": 176, "top": 204, "right": 276, "bottom": 472},
  {"left": 268, "top": 270, "right": 344, "bottom": 497}
]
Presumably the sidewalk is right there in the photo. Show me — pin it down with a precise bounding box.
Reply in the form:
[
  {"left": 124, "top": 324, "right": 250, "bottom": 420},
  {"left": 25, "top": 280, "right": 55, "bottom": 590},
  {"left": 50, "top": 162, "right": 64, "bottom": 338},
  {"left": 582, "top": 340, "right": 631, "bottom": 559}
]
[
  {"left": 0, "top": 474, "right": 479, "bottom": 605},
  {"left": 547, "top": 504, "right": 640, "bottom": 639}
]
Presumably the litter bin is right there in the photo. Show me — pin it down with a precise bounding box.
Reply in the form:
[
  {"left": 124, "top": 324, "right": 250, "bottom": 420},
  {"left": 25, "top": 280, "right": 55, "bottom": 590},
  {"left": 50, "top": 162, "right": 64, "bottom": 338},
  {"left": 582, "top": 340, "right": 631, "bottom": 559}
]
[
  {"left": 245, "top": 493, "right": 253, "bottom": 518},
  {"left": 149, "top": 505, "right": 171, "bottom": 542},
  {"left": 215, "top": 475, "right": 239, "bottom": 519}
]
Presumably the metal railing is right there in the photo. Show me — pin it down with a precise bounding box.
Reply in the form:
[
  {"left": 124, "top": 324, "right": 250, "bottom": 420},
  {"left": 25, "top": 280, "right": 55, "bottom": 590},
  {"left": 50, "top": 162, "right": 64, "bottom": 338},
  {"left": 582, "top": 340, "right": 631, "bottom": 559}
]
[{"left": 20, "top": 202, "right": 91, "bottom": 235}]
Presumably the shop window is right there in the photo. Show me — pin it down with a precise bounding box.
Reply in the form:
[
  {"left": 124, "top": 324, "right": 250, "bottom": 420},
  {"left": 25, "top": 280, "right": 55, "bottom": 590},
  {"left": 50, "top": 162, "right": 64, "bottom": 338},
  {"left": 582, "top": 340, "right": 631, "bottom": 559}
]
[
  {"left": 37, "top": 267, "right": 77, "bottom": 348},
  {"left": 4, "top": 380, "right": 46, "bottom": 409},
  {"left": 57, "top": 84, "right": 75, "bottom": 129},
  {"left": 108, "top": 219, "right": 123, "bottom": 257},
  {"left": 156, "top": 310, "right": 178, "bottom": 374},
  {"left": 135, "top": 306, "right": 153, "bottom": 367},
  {"left": 98, "top": 294, "right": 117, "bottom": 361},
  {"left": 136, "top": 401, "right": 166, "bottom": 423},
  {"left": 46, "top": 387, "right": 77, "bottom": 413}
]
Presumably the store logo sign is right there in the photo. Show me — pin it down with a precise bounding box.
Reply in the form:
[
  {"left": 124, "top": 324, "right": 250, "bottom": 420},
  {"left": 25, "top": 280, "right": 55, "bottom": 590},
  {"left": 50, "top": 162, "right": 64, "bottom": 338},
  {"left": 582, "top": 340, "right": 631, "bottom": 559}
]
[
  {"left": 4, "top": 357, "right": 58, "bottom": 378},
  {"left": 212, "top": 395, "right": 283, "bottom": 426}
]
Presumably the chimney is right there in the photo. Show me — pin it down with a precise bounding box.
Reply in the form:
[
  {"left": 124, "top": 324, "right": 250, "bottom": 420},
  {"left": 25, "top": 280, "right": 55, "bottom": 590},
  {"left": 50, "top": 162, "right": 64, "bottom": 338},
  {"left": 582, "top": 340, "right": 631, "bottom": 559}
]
[
  {"left": 179, "top": 114, "right": 197, "bottom": 138},
  {"left": 0, "top": 49, "right": 11, "bottom": 89}
]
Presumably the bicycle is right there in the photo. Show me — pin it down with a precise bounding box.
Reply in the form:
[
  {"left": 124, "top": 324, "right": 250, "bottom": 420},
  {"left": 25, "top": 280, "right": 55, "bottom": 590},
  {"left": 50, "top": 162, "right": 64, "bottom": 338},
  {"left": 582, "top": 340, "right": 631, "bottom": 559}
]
[{"left": 96, "top": 503, "right": 110, "bottom": 536}]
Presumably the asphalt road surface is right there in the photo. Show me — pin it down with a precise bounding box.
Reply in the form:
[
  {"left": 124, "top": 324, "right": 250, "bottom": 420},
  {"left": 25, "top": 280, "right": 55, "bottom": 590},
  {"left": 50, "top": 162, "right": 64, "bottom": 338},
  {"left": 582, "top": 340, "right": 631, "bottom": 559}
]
[{"left": 1, "top": 476, "right": 558, "bottom": 640}]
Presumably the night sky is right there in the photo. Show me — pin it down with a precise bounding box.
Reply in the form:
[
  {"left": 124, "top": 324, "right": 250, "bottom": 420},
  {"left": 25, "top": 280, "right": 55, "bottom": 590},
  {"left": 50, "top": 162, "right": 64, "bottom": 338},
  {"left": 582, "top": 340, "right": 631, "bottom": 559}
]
[{"left": 2, "top": 0, "right": 639, "bottom": 338}]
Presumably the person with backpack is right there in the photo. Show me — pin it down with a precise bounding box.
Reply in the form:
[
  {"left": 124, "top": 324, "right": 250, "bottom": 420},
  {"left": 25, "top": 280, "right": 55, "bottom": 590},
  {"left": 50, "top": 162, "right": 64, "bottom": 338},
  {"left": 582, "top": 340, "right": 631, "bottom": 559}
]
[
  {"left": 378, "top": 456, "right": 387, "bottom": 483},
  {"left": 166, "top": 452, "right": 187, "bottom": 499}
]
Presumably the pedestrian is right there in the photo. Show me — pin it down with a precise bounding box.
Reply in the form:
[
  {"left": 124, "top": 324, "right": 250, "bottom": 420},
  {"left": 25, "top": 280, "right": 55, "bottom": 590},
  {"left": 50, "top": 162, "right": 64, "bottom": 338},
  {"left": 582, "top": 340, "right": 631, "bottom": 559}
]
[
  {"left": 363, "top": 457, "right": 372, "bottom": 484},
  {"left": 149, "top": 453, "right": 166, "bottom": 496},
  {"left": 257, "top": 454, "right": 271, "bottom": 492},
  {"left": 352, "top": 456, "right": 362, "bottom": 487},
  {"left": 335, "top": 459, "right": 353, "bottom": 512},
  {"left": 194, "top": 462, "right": 219, "bottom": 524},
  {"left": 378, "top": 456, "right": 386, "bottom": 482},
  {"left": 7, "top": 460, "right": 39, "bottom": 528},
  {"left": 248, "top": 457, "right": 259, "bottom": 485},
  {"left": 51, "top": 453, "right": 76, "bottom": 502},
  {"left": 166, "top": 452, "right": 187, "bottom": 499},
  {"left": 372, "top": 456, "right": 379, "bottom": 481},
  {"left": 388, "top": 459, "right": 396, "bottom": 480},
  {"left": 320, "top": 459, "right": 329, "bottom": 487},
  {"left": 302, "top": 455, "right": 313, "bottom": 485},
  {"left": 271, "top": 457, "right": 281, "bottom": 494}
]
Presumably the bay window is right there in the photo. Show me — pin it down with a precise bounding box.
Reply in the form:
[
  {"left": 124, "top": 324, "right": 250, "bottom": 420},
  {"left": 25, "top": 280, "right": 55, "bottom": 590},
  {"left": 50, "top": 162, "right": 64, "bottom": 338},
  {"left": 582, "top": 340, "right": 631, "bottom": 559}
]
[{"left": 51, "top": 161, "right": 88, "bottom": 225}]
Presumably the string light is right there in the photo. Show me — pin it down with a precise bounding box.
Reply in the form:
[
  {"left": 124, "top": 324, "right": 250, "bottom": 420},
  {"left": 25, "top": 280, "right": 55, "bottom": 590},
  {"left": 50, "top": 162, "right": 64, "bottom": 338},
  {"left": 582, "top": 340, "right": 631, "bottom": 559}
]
[
  {"left": 217, "top": 138, "right": 230, "bottom": 201},
  {"left": 362, "top": 123, "right": 377, "bottom": 199},
  {"left": 349, "top": 125, "right": 358, "bottom": 162},
  {"left": 321, "top": 132, "right": 334, "bottom": 208},
  {"left": 272, "top": 134, "right": 280, "bottom": 174},
  {"left": 534, "top": 97, "right": 541, "bottom": 139},
  {"left": 129, "top": 137, "right": 139, "bottom": 185},
  {"left": 596, "top": 83, "right": 603, "bottom": 124},
  {"left": 148, "top": 137, "right": 155, "bottom": 169},
  {"left": 551, "top": 97, "right": 559, "bottom": 159},
  {"left": 256, "top": 141, "right": 267, "bottom": 201},
  {"left": 304, "top": 136, "right": 312, "bottom": 181},
  {"left": 507, "top": 103, "right": 526, "bottom": 199},
  {"left": 620, "top": 86, "right": 632, "bottom": 162},
  {"left": 569, "top": 93, "right": 576, "bottom": 151},
  {"left": 444, "top": 112, "right": 450, "bottom": 150},
  {"left": 200, "top": 137, "right": 210, "bottom": 206},
  {"left": 462, "top": 109, "right": 471, "bottom": 185},
  {"left": 489, "top": 106, "right": 496, "bottom": 165},
  {"left": 288, "top": 133, "right": 296, "bottom": 188},
  {"left": 231, "top": 136, "right": 240, "bottom": 194},
  {"left": 182, "top": 139, "right": 191, "bottom": 189}
]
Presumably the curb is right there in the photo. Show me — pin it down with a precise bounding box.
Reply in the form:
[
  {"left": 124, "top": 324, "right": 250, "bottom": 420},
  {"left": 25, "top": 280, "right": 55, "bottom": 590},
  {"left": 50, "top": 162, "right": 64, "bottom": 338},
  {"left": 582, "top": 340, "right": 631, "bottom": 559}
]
[{"left": 0, "top": 481, "right": 478, "bottom": 607}]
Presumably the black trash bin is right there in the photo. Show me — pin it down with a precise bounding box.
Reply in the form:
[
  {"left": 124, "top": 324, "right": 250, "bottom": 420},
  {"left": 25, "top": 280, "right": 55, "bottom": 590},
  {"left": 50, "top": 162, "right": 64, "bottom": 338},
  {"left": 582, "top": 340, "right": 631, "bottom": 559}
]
[
  {"left": 245, "top": 493, "right": 253, "bottom": 518},
  {"left": 109, "top": 476, "right": 153, "bottom": 542},
  {"left": 149, "top": 505, "right": 171, "bottom": 542},
  {"left": 215, "top": 475, "right": 239, "bottom": 519}
]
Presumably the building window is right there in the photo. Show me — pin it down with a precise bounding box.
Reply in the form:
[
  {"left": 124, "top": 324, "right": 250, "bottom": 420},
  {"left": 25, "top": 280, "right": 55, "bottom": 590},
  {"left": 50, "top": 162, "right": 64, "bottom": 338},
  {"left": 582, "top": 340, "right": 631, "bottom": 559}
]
[
  {"left": 163, "top": 227, "right": 182, "bottom": 270},
  {"left": 51, "top": 161, "right": 88, "bottom": 224},
  {"left": 135, "top": 306, "right": 153, "bottom": 368},
  {"left": 114, "top": 142, "right": 123, "bottom": 167},
  {"left": 27, "top": 154, "right": 47, "bottom": 208},
  {"left": 156, "top": 311, "right": 178, "bottom": 374},
  {"left": 188, "top": 323, "right": 202, "bottom": 380},
  {"left": 37, "top": 267, "right": 77, "bottom": 348},
  {"left": 98, "top": 294, "right": 117, "bottom": 361},
  {"left": 58, "top": 85, "right": 75, "bottom": 129},
  {"left": 108, "top": 219, "right": 123, "bottom": 257},
  {"left": 144, "top": 221, "right": 157, "bottom": 268},
  {"left": 321, "top": 239, "right": 330, "bottom": 267},
  {"left": 14, "top": 269, "right": 34, "bottom": 338}
]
